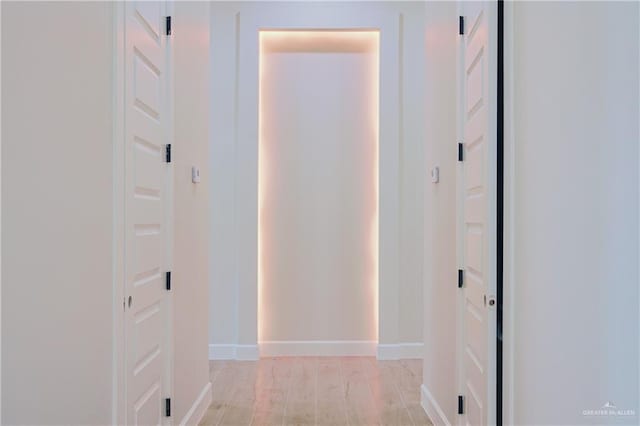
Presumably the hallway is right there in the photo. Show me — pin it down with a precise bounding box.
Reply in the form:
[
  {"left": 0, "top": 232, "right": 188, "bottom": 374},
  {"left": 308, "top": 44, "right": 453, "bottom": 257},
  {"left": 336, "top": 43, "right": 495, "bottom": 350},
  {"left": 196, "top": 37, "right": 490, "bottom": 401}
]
[
  {"left": 200, "top": 358, "right": 431, "bottom": 426},
  {"left": 2, "top": 1, "right": 639, "bottom": 425}
]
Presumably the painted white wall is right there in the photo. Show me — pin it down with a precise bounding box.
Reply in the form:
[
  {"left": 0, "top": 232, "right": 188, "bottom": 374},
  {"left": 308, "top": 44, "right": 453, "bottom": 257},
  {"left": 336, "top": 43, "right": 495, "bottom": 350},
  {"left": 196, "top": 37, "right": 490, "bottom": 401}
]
[
  {"left": 173, "top": 2, "right": 213, "bottom": 424},
  {"left": 1, "top": 2, "right": 114, "bottom": 423},
  {"left": 398, "top": 3, "right": 427, "bottom": 347},
  {"left": 209, "top": 1, "right": 425, "bottom": 359},
  {"left": 507, "top": 2, "right": 640, "bottom": 424},
  {"left": 259, "top": 31, "right": 379, "bottom": 343},
  {"left": 421, "top": 1, "right": 458, "bottom": 424},
  {"left": 208, "top": 2, "right": 251, "bottom": 359},
  {"left": 209, "top": 3, "right": 240, "bottom": 352}
]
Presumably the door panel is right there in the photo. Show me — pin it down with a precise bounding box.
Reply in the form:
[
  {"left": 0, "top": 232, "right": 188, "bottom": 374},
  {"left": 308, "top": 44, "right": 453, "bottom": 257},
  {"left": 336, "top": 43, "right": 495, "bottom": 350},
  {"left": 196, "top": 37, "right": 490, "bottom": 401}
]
[
  {"left": 125, "top": 1, "right": 170, "bottom": 425},
  {"left": 459, "top": 1, "right": 497, "bottom": 425}
]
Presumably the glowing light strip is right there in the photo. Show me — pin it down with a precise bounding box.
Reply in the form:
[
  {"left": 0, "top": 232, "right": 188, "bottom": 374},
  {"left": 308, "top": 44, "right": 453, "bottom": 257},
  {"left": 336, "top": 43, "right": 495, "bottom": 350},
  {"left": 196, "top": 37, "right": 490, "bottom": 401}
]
[{"left": 371, "top": 31, "right": 380, "bottom": 341}]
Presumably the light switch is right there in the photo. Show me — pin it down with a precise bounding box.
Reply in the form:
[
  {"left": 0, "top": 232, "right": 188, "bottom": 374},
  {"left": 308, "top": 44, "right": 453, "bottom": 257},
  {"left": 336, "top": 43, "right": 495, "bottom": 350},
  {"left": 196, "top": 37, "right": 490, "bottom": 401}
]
[
  {"left": 431, "top": 166, "right": 440, "bottom": 183},
  {"left": 192, "top": 166, "right": 201, "bottom": 183}
]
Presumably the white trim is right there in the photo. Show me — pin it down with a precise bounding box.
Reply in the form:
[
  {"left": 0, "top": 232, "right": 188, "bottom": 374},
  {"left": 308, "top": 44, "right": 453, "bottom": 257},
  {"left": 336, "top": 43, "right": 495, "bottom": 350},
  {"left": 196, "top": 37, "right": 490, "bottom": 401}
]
[
  {"left": 209, "top": 344, "right": 260, "bottom": 361},
  {"left": 503, "top": 1, "right": 516, "bottom": 424},
  {"left": 236, "top": 345, "right": 260, "bottom": 361},
  {"left": 454, "top": 2, "right": 466, "bottom": 419},
  {"left": 421, "top": 384, "right": 451, "bottom": 426},
  {"left": 164, "top": 0, "right": 176, "bottom": 420},
  {"left": 178, "top": 382, "right": 212, "bottom": 426},
  {"left": 376, "top": 343, "right": 424, "bottom": 360},
  {"left": 208, "top": 344, "right": 259, "bottom": 361},
  {"left": 208, "top": 344, "right": 237, "bottom": 360},
  {"left": 112, "top": 2, "right": 125, "bottom": 424},
  {"left": 260, "top": 341, "right": 377, "bottom": 357}
]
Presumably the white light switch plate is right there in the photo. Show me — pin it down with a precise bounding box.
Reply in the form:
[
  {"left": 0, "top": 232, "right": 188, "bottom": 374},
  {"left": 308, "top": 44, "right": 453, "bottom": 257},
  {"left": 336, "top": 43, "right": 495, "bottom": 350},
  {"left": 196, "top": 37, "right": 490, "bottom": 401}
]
[
  {"left": 192, "top": 166, "right": 201, "bottom": 183},
  {"left": 431, "top": 166, "right": 440, "bottom": 183}
]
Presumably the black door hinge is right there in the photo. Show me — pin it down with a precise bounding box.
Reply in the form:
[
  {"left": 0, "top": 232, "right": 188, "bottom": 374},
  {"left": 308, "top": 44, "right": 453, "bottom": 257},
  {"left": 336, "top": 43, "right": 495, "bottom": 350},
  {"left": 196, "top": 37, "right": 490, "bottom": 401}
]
[
  {"left": 458, "top": 269, "right": 464, "bottom": 288},
  {"left": 165, "top": 398, "right": 171, "bottom": 417},
  {"left": 165, "top": 144, "right": 172, "bottom": 163},
  {"left": 458, "top": 395, "right": 464, "bottom": 414},
  {"left": 166, "top": 271, "right": 172, "bottom": 291},
  {"left": 459, "top": 16, "right": 464, "bottom": 35},
  {"left": 165, "top": 16, "right": 172, "bottom": 36},
  {"left": 458, "top": 143, "right": 464, "bottom": 162}
]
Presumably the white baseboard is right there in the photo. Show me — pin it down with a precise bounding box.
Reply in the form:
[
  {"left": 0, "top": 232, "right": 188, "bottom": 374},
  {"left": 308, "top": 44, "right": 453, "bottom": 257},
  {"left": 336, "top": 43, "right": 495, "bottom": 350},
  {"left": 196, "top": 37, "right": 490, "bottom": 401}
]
[
  {"left": 376, "top": 342, "right": 424, "bottom": 360},
  {"left": 179, "top": 381, "right": 212, "bottom": 426},
  {"left": 211, "top": 342, "right": 423, "bottom": 359},
  {"left": 236, "top": 344, "right": 260, "bottom": 360},
  {"left": 259, "top": 340, "right": 377, "bottom": 357},
  {"left": 208, "top": 344, "right": 236, "bottom": 360},
  {"left": 208, "top": 344, "right": 259, "bottom": 360},
  {"left": 421, "top": 384, "right": 451, "bottom": 426}
]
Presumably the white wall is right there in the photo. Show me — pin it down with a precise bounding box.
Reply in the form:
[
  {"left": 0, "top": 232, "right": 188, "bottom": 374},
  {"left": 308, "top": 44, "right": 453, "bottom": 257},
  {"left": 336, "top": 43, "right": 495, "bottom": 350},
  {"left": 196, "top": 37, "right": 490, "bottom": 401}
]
[
  {"left": 259, "top": 31, "right": 378, "bottom": 344},
  {"left": 1, "top": 2, "right": 114, "bottom": 423},
  {"left": 398, "top": 2, "right": 427, "bottom": 347},
  {"left": 209, "top": 1, "right": 425, "bottom": 359},
  {"left": 173, "top": 2, "right": 212, "bottom": 424},
  {"left": 507, "top": 2, "right": 639, "bottom": 424},
  {"left": 421, "top": 1, "right": 458, "bottom": 424},
  {"left": 209, "top": 2, "right": 239, "bottom": 351}
]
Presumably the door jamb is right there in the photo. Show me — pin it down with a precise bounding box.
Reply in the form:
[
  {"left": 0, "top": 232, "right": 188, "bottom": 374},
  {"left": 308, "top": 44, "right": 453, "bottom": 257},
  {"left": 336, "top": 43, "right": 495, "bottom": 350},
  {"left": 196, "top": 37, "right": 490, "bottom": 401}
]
[
  {"left": 112, "top": 2, "right": 125, "bottom": 424},
  {"left": 454, "top": 2, "right": 464, "bottom": 425},
  {"left": 496, "top": 1, "right": 504, "bottom": 425},
  {"left": 501, "top": 0, "right": 516, "bottom": 424},
  {"left": 164, "top": 1, "right": 176, "bottom": 423}
]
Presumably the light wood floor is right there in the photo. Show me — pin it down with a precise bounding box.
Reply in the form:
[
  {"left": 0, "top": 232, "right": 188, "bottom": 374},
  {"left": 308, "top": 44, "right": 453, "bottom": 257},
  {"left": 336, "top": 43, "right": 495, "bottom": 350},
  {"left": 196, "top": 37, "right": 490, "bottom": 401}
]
[{"left": 199, "top": 357, "right": 432, "bottom": 426}]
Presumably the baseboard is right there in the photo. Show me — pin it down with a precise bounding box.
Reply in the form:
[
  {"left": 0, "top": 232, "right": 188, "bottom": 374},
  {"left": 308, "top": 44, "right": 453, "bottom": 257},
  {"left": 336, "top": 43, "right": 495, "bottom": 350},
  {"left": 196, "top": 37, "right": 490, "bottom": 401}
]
[
  {"left": 259, "top": 340, "right": 377, "bottom": 357},
  {"left": 208, "top": 344, "right": 259, "bottom": 360},
  {"left": 236, "top": 344, "right": 260, "bottom": 360},
  {"left": 211, "top": 341, "right": 398, "bottom": 359},
  {"left": 208, "top": 344, "right": 236, "bottom": 360},
  {"left": 376, "top": 342, "right": 424, "bottom": 360},
  {"left": 421, "top": 384, "right": 451, "bottom": 426},
  {"left": 179, "top": 382, "right": 212, "bottom": 426}
]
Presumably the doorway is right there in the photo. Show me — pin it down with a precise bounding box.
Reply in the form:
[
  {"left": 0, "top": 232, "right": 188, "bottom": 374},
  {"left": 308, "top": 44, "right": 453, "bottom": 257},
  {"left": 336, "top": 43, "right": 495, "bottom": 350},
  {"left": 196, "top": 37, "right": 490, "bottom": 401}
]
[{"left": 218, "top": 2, "right": 406, "bottom": 357}]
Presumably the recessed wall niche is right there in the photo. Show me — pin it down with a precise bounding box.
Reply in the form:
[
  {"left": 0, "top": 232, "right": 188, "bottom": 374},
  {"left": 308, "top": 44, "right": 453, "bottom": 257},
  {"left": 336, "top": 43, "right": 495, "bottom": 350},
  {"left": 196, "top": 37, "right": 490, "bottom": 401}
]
[{"left": 258, "top": 30, "right": 380, "bottom": 345}]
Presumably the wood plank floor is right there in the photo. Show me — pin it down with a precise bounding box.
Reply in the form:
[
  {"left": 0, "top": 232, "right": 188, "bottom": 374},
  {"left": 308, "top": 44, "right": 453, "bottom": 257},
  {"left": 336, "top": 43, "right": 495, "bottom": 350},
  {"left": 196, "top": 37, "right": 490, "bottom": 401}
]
[{"left": 199, "top": 357, "right": 432, "bottom": 426}]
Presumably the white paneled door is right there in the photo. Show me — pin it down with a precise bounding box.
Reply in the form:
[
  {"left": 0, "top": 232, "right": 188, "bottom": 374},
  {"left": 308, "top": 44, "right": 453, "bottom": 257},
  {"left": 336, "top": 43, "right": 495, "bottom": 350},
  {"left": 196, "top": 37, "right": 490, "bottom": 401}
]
[
  {"left": 124, "top": 1, "right": 172, "bottom": 425},
  {"left": 458, "top": 1, "right": 497, "bottom": 425}
]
